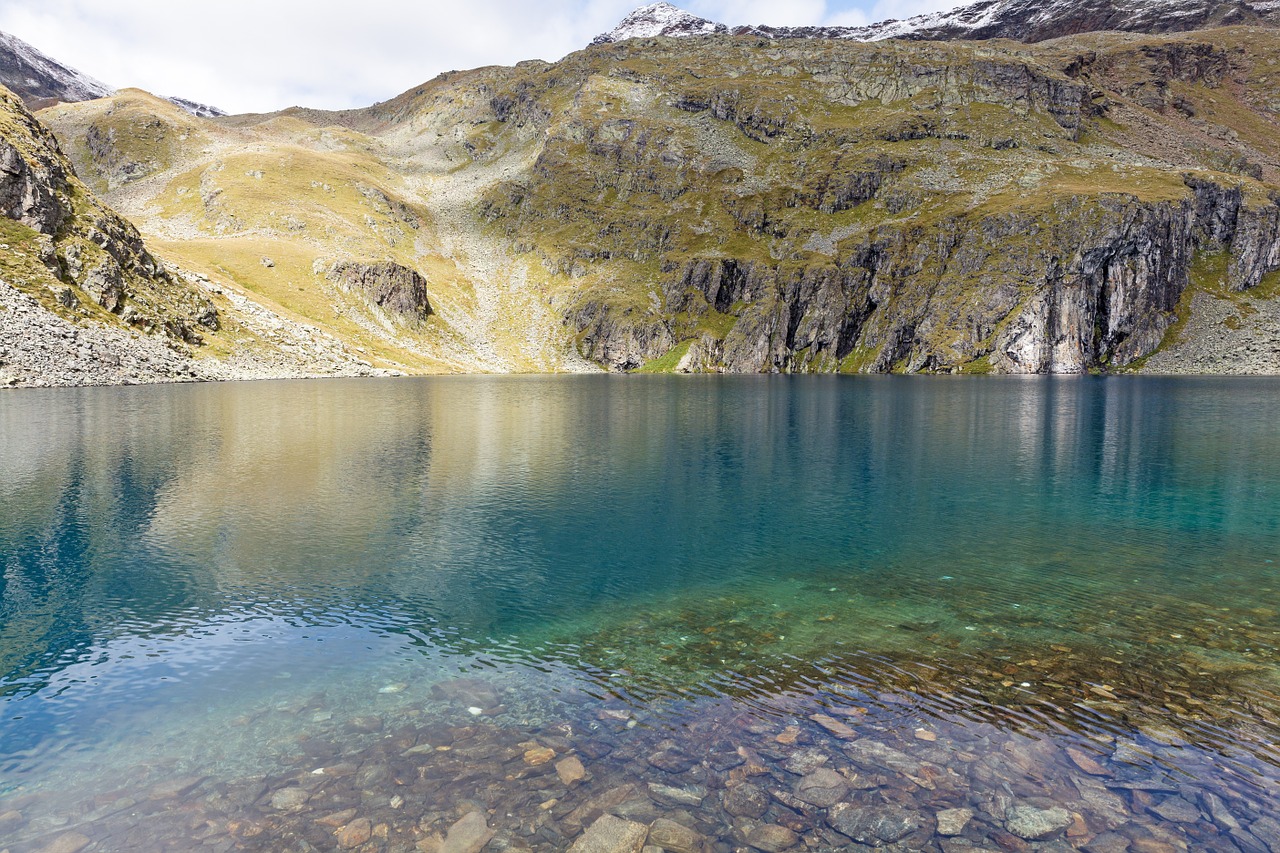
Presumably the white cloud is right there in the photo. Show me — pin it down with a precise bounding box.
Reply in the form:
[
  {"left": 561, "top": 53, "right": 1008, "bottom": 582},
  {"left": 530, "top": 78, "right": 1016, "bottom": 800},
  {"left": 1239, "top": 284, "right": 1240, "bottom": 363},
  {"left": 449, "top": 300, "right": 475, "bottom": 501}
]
[{"left": 0, "top": 0, "right": 973, "bottom": 114}]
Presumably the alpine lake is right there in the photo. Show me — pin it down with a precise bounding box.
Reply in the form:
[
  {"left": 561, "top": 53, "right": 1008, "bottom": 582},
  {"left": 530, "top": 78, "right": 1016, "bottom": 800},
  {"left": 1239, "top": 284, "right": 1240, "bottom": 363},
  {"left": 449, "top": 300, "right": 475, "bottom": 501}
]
[{"left": 2, "top": 376, "right": 1280, "bottom": 853}]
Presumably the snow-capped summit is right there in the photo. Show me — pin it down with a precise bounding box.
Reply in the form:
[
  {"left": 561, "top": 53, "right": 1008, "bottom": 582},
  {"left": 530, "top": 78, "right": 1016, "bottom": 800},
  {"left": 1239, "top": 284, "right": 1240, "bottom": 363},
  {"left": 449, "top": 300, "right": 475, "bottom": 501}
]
[
  {"left": 0, "top": 30, "right": 113, "bottom": 109},
  {"left": 165, "top": 96, "right": 228, "bottom": 119},
  {"left": 592, "top": 2, "right": 727, "bottom": 44},
  {"left": 593, "top": 0, "right": 1278, "bottom": 48}
]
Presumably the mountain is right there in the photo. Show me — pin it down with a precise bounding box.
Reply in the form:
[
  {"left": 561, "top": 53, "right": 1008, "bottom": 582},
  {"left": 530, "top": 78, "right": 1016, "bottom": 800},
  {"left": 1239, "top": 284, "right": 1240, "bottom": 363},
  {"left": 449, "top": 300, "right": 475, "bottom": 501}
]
[
  {"left": 594, "top": 0, "right": 1280, "bottom": 45},
  {"left": 0, "top": 30, "right": 112, "bottom": 110},
  {"left": 0, "top": 29, "right": 226, "bottom": 118},
  {"left": 33, "top": 20, "right": 1280, "bottom": 379}
]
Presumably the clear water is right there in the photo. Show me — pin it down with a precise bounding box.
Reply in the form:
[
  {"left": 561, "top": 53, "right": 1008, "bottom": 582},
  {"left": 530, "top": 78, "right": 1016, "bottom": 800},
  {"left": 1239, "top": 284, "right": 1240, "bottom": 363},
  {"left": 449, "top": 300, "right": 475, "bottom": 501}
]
[{"left": 2, "top": 376, "right": 1279, "bottom": 851}]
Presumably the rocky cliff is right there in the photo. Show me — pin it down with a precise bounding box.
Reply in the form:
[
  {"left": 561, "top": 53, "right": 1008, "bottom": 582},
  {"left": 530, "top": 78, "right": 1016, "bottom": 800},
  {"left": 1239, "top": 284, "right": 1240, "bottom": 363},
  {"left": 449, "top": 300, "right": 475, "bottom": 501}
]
[{"left": 0, "top": 85, "right": 216, "bottom": 343}]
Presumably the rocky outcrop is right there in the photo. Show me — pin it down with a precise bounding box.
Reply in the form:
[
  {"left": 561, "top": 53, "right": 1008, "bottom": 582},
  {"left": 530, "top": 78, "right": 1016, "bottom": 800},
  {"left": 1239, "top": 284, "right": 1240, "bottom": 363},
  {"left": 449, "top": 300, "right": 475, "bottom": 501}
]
[
  {"left": 326, "top": 261, "right": 433, "bottom": 326},
  {"left": 0, "top": 84, "right": 218, "bottom": 349}
]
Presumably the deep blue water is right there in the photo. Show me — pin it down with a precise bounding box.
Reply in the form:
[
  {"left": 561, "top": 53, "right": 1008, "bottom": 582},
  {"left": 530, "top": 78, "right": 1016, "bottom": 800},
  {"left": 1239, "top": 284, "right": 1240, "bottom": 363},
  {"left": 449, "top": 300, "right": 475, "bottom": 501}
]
[{"left": 2, "top": 376, "right": 1279, "bottom": 849}]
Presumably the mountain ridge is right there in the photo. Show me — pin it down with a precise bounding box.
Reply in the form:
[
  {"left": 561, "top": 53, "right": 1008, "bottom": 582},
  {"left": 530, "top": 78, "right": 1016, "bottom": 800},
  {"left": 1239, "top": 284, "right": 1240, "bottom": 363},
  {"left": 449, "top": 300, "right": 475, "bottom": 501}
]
[
  {"left": 3, "top": 5, "right": 1280, "bottom": 383},
  {"left": 594, "top": 0, "right": 1280, "bottom": 45}
]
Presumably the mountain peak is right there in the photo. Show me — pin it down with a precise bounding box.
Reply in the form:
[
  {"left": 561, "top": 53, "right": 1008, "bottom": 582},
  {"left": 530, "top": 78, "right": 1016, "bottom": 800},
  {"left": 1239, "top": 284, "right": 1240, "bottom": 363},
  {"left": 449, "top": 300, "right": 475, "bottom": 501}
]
[{"left": 592, "top": 3, "right": 727, "bottom": 44}]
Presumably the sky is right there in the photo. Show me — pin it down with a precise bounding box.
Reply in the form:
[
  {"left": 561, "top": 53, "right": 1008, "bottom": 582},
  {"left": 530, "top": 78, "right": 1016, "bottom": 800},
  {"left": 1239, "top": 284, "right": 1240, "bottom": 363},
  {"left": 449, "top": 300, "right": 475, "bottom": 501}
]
[{"left": 0, "top": 0, "right": 964, "bottom": 114}]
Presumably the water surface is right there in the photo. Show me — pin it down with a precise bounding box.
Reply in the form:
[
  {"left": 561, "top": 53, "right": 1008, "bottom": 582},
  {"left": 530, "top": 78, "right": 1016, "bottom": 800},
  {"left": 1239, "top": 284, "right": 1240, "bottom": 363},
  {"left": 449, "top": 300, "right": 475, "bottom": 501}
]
[{"left": 2, "top": 377, "right": 1279, "bottom": 851}]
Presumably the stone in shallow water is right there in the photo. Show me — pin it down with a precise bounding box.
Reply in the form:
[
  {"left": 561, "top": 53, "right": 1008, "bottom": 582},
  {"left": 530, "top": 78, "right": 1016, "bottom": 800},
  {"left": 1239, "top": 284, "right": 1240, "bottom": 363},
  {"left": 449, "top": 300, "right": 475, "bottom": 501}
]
[
  {"left": 37, "top": 833, "right": 92, "bottom": 853},
  {"left": 647, "top": 817, "right": 703, "bottom": 853},
  {"left": 1249, "top": 816, "right": 1280, "bottom": 850},
  {"left": 524, "top": 746, "right": 556, "bottom": 766},
  {"left": 270, "top": 786, "right": 310, "bottom": 811},
  {"left": 558, "top": 755, "right": 587, "bottom": 785},
  {"left": 438, "top": 811, "right": 495, "bottom": 853},
  {"left": 747, "top": 823, "right": 800, "bottom": 852},
  {"left": 647, "top": 782, "right": 704, "bottom": 806},
  {"left": 828, "top": 803, "right": 925, "bottom": 845},
  {"left": 793, "top": 768, "right": 848, "bottom": 808},
  {"left": 1066, "top": 747, "right": 1110, "bottom": 776},
  {"left": 646, "top": 749, "right": 695, "bottom": 774},
  {"left": 723, "top": 782, "right": 769, "bottom": 818},
  {"left": 1005, "top": 804, "right": 1072, "bottom": 840},
  {"left": 936, "top": 807, "right": 974, "bottom": 836},
  {"left": 147, "top": 774, "right": 206, "bottom": 800},
  {"left": 810, "top": 713, "right": 857, "bottom": 739},
  {"left": 338, "top": 817, "right": 373, "bottom": 848},
  {"left": 1150, "top": 796, "right": 1201, "bottom": 823},
  {"left": 568, "top": 814, "right": 649, "bottom": 853}
]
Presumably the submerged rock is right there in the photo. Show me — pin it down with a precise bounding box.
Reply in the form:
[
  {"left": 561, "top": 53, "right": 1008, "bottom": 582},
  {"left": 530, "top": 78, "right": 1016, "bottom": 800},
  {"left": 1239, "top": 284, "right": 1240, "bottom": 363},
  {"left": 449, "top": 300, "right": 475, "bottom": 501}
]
[
  {"left": 747, "top": 823, "right": 800, "bottom": 852},
  {"left": 438, "top": 811, "right": 494, "bottom": 853},
  {"left": 936, "top": 807, "right": 974, "bottom": 836},
  {"left": 793, "top": 768, "right": 848, "bottom": 807},
  {"left": 1005, "top": 803, "right": 1072, "bottom": 840},
  {"left": 647, "top": 817, "right": 703, "bottom": 853},
  {"left": 827, "top": 803, "right": 927, "bottom": 845},
  {"left": 569, "top": 814, "right": 650, "bottom": 853}
]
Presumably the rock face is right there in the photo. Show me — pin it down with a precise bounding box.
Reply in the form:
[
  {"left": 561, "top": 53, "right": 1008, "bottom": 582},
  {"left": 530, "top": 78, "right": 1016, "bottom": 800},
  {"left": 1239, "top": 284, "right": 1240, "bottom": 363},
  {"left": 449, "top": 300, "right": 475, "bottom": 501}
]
[
  {"left": 327, "top": 261, "right": 433, "bottom": 326},
  {"left": 0, "top": 85, "right": 219, "bottom": 343}
]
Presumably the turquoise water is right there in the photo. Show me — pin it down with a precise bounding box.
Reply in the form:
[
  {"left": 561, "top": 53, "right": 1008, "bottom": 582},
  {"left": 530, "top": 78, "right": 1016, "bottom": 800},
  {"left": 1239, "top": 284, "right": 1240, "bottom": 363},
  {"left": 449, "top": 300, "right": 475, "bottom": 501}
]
[{"left": 2, "top": 376, "right": 1280, "bottom": 850}]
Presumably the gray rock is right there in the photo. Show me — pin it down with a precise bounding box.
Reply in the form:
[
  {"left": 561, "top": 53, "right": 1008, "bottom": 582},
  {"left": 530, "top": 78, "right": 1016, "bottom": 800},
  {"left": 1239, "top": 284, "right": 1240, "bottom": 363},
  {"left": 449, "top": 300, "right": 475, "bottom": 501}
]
[
  {"left": 723, "top": 782, "right": 769, "bottom": 818},
  {"left": 441, "top": 811, "right": 495, "bottom": 853},
  {"left": 794, "top": 768, "right": 849, "bottom": 808},
  {"left": 842, "top": 740, "right": 923, "bottom": 775},
  {"left": 1249, "top": 816, "right": 1280, "bottom": 852},
  {"left": 1005, "top": 804, "right": 1072, "bottom": 840},
  {"left": 269, "top": 786, "right": 310, "bottom": 811},
  {"left": 1150, "top": 795, "right": 1201, "bottom": 823},
  {"left": 647, "top": 818, "right": 702, "bottom": 853},
  {"left": 746, "top": 824, "right": 800, "bottom": 852},
  {"left": 1081, "top": 832, "right": 1132, "bottom": 853},
  {"left": 569, "top": 815, "right": 650, "bottom": 853},
  {"left": 828, "top": 802, "right": 926, "bottom": 845},
  {"left": 936, "top": 807, "right": 974, "bottom": 836},
  {"left": 1201, "top": 790, "right": 1241, "bottom": 831},
  {"left": 327, "top": 260, "right": 433, "bottom": 325},
  {"left": 647, "top": 782, "right": 704, "bottom": 807}
]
